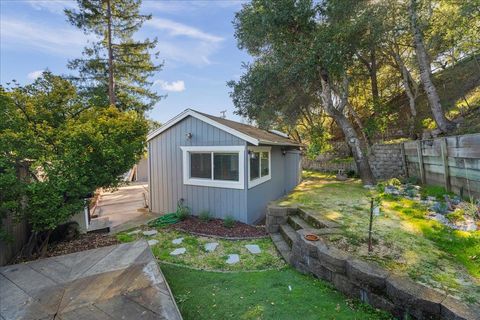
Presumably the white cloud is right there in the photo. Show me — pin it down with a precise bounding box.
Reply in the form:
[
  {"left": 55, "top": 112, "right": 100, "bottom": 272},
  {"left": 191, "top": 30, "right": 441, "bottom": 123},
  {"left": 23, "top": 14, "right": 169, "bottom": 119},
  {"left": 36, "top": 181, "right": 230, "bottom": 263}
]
[
  {"left": 27, "top": 70, "right": 45, "bottom": 80},
  {"left": 146, "top": 18, "right": 223, "bottom": 43},
  {"left": 155, "top": 80, "right": 186, "bottom": 92},
  {"left": 27, "top": 0, "right": 77, "bottom": 14},
  {"left": 0, "top": 18, "right": 93, "bottom": 56},
  {"left": 143, "top": 1, "right": 246, "bottom": 14}
]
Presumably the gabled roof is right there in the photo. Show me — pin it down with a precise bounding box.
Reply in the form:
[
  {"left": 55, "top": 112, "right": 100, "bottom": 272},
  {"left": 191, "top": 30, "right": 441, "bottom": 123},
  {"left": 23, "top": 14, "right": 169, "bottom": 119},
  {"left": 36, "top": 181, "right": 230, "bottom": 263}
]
[{"left": 147, "top": 109, "right": 303, "bottom": 147}]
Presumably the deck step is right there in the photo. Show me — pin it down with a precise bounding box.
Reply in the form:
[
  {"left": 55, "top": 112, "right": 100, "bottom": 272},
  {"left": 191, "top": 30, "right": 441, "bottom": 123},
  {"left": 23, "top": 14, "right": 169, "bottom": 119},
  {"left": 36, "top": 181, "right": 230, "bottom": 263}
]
[
  {"left": 288, "top": 215, "right": 315, "bottom": 231},
  {"left": 279, "top": 224, "right": 297, "bottom": 248},
  {"left": 271, "top": 233, "right": 291, "bottom": 263}
]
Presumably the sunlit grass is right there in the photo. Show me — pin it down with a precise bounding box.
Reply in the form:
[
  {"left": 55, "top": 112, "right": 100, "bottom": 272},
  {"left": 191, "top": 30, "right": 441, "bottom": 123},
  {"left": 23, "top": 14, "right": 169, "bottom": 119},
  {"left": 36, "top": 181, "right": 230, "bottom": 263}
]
[{"left": 276, "top": 170, "right": 480, "bottom": 305}]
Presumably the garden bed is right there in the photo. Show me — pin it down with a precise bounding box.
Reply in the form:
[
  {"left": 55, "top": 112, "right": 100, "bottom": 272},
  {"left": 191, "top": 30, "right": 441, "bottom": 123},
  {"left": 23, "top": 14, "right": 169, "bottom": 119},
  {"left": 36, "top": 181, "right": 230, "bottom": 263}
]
[
  {"left": 277, "top": 171, "right": 480, "bottom": 307},
  {"left": 10, "top": 232, "right": 119, "bottom": 265},
  {"left": 168, "top": 216, "right": 267, "bottom": 239}
]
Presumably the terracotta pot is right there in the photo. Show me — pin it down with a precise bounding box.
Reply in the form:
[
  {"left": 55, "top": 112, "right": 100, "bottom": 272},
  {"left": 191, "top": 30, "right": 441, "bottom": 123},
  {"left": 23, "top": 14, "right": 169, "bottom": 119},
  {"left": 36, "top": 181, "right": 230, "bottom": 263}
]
[{"left": 305, "top": 234, "right": 319, "bottom": 241}]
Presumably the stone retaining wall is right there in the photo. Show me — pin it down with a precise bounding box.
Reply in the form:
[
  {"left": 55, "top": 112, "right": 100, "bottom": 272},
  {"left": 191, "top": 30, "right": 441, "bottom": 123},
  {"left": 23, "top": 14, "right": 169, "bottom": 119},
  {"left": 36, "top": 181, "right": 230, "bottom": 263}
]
[
  {"left": 267, "top": 206, "right": 478, "bottom": 320},
  {"left": 302, "top": 143, "right": 407, "bottom": 180},
  {"left": 368, "top": 143, "right": 406, "bottom": 180}
]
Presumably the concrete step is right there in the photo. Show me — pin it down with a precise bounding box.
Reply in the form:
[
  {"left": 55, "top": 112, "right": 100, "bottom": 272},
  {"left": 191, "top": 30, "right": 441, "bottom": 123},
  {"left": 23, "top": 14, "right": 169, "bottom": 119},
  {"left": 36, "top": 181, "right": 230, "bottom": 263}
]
[
  {"left": 270, "top": 233, "right": 291, "bottom": 263},
  {"left": 288, "top": 215, "right": 314, "bottom": 231},
  {"left": 87, "top": 216, "right": 111, "bottom": 233},
  {"left": 279, "top": 223, "right": 297, "bottom": 248},
  {"left": 297, "top": 208, "right": 341, "bottom": 229}
]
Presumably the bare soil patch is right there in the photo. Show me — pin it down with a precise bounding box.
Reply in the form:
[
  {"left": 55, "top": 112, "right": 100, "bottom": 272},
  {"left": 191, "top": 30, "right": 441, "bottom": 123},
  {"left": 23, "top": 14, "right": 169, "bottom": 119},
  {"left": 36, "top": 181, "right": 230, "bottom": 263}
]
[{"left": 170, "top": 216, "right": 267, "bottom": 239}]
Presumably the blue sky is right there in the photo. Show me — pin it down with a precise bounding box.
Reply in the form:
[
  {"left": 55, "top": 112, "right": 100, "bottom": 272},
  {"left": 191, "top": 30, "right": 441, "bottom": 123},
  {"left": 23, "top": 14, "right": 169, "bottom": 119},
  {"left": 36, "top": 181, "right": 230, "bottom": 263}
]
[{"left": 0, "top": 0, "right": 251, "bottom": 123}]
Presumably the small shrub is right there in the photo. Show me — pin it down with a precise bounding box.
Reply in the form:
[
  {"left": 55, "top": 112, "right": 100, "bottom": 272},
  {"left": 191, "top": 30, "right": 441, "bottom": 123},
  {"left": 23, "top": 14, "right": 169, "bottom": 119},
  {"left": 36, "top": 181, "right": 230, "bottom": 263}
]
[
  {"left": 431, "top": 202, "right": 449, "bottom": 215},
  {"left": 176, "top": 203, "right": 191, "bottom": 220},
  {"left": 376, "top": 182, "right": 385, "bottom": 193},
  {"left": 463, "top": 202, "right": 479, "bottom": 218},
  {"left": 387, "top": 178, "right": 402, "bottom": 187},
  {"left": 199, "top": 211, "right": 212, "bottom": 222},
  {"left": 420, "top": 185, "right": 451, "bottom": 200},
  {"left": 446, "top": 209, "right": 466, "bottom": 223},
  {"left": 223, "top": 215, "right": 235, "bottom": 228}
]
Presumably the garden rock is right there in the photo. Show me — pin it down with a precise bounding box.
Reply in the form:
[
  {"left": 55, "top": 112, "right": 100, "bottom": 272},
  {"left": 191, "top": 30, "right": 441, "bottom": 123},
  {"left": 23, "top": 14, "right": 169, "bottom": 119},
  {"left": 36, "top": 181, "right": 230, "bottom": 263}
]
[
  {"left": 245, "top": 244, "right": 261, "bottom": 254},
  {"left": 170, "top": 248, "right": 186, "bottom": 256},
  {"left": 172, "top": 237, "right": 184, "bottom": 245},
  {"left": 204, "top": 242, "right": 219, "bottom": 252},
  {"left": 147, "top": 239, "right": 159, "bottom": 246},
  {"left": 226, "top": 254, "right": 240, "bottom": 264},
  {"left": 142, "top": 230, "right": 158, "bottom": 237},
  {"left": 127, "top": 229, "right": 141, "bottom": 235}
]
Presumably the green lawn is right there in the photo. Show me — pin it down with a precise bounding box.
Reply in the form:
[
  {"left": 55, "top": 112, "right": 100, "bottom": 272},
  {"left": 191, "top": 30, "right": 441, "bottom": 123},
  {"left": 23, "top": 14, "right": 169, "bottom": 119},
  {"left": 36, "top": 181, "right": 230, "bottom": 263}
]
[
  {"left": 117, "top": 229, "right": 284, "bottom": 271},
  {"left": 277, "top": 171, "right": 480, "bottom": 305},
  {"left": 162, "top": 264, "right": 391, "bottom": 320}
]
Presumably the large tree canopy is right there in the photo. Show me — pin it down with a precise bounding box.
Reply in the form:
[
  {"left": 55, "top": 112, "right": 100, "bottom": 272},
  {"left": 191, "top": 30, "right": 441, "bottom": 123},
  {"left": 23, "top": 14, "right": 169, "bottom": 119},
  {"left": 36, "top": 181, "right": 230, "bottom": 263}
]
[
  {"left": 0, "top": 72, "right": 148, "bottom": 255},
  {"left": 66, "top": 0, "right": 162, "bottom": 113}
]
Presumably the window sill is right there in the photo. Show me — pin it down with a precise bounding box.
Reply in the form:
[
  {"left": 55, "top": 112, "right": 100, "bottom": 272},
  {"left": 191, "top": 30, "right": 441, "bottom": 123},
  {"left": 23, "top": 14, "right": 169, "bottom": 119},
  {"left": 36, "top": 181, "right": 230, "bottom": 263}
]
[
  {"left": 184, "top": 178, "right": 244, "bottom": 189},
  {"left": 248, "top": 174, "right": 271, "bottom": 189}
]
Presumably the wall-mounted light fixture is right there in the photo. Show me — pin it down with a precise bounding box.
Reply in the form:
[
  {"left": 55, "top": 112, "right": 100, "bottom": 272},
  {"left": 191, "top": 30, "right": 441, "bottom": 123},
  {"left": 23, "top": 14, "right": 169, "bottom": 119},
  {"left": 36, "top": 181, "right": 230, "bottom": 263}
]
[
  {"left": 185, "top": 132, "right": 192, "bottom": 140},
  {"left": 248, "top": 150, "right": 257, "bottom": 159},
  {"left": 281, "top": 148, "right": 287, "bottom": 156}
]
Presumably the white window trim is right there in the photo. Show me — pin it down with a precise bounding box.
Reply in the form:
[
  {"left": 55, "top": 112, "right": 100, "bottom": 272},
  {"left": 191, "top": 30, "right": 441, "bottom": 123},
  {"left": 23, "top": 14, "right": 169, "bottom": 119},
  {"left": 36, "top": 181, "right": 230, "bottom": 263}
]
[
  {"left": 180, "top": 146, "right": 245, "bottom": 189},
  {"left": 248, "top": 146, "right": 272, "bottom": 189}
]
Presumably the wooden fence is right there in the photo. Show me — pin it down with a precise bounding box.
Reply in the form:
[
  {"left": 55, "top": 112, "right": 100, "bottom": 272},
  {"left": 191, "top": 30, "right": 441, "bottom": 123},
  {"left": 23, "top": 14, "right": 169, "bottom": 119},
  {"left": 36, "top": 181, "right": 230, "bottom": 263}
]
[
  {"left": 0, "top": 216, "right": 30, "bottom": 266},
  {"left": 403, "top": 133, "right": 480, "bottom": 199}
]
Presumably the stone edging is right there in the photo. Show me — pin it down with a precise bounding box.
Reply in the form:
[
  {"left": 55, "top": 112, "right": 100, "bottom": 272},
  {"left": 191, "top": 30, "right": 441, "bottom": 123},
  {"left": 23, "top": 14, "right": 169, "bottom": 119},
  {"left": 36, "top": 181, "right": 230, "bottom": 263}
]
[{"left": 266, "top": 205, "right": 479, "bottom": 320}]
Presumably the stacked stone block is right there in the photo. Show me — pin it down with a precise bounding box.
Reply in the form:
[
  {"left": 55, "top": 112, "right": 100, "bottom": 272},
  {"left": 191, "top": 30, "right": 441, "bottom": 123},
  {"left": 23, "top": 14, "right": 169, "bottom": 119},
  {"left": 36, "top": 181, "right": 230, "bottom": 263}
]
[{"left": 266, "top": 206, "right": 478, "bottom": 320}]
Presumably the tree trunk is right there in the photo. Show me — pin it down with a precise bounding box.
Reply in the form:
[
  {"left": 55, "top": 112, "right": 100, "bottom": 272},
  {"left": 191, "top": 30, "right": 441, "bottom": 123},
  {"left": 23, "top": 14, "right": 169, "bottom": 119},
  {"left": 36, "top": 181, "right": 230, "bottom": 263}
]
[
  {"left": 409, "top": 0, "right": 453, "bottom": 133},
  {"left": 319, "top": 69, "right": 375, "bottom": 185},
  {"left": 369, "top": 48, "right": 380, "bottom": 106},
  {"left": 392, "top": 49, "right": 418, "bottom": 137},
  {"left": 106, "top": 0, "right": 116, "bottom": 106},
  {"left": 335, "top": 111, "right": 375, "bottom": 185}
]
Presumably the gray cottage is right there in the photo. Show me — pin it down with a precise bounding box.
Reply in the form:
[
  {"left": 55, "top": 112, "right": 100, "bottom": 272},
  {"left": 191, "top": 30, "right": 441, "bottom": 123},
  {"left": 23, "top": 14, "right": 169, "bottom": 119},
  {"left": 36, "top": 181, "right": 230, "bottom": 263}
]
[{"left": 147, "top": 109, "right": 303, "bottom": 224}]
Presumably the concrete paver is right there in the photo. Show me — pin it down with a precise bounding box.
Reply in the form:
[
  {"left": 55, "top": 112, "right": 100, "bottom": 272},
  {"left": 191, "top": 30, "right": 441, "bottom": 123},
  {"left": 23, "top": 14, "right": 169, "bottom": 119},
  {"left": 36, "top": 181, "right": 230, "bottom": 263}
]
[{"left": 0, "top": 240, "right": 182, "bottom": 320}]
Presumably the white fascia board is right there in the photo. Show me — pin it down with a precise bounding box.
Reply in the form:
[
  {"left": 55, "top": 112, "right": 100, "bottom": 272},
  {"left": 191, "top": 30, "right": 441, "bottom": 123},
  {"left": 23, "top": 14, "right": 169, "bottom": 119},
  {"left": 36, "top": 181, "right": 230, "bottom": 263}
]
[{"left": 147, "top": 109, "right": 259, "bottom": 145}]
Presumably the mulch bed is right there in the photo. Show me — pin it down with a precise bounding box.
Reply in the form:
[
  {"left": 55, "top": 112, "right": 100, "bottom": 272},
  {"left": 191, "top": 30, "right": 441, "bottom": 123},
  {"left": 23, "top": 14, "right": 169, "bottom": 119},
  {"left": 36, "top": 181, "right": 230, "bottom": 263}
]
[
  {"left": 10, "top": 232, "right": 119, "bottom": 265},
  {"left": 169, "top": 216, "right": 267, "bottom": 239}
]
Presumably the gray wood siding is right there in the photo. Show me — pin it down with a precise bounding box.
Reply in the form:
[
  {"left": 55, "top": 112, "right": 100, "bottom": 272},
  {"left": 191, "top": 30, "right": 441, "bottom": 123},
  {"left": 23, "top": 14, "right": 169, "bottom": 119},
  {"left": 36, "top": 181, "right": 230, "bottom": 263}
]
[
  {"left": 148, "top": 116, "right": 248, "bottom": 222},
  {"left": 246, "top": 147, "right": 301, "bottom": 223}
]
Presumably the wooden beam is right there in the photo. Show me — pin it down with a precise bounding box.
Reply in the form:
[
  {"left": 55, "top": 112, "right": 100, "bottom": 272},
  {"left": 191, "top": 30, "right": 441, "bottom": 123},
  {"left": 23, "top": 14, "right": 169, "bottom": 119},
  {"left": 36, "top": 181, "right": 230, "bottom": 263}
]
[
  {"left": 440, "top": 138, "right": 451, "bottom": 192},
  {"left": 417, "top": 140, "right": 426, "bottom": 184}
]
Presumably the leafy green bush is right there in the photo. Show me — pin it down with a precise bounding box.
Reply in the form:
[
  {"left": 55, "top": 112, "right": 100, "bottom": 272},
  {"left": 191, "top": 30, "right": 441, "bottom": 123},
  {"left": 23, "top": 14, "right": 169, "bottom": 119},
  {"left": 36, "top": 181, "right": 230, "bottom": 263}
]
[
  {"left": 199, "top": 211, "right": 212, "bottom": 222},
  {"left": 223, "top": 215, "right": 235, "bottom": 228},
  {"left": 420, "top": 185, "right": 451, "bottom": 200}
]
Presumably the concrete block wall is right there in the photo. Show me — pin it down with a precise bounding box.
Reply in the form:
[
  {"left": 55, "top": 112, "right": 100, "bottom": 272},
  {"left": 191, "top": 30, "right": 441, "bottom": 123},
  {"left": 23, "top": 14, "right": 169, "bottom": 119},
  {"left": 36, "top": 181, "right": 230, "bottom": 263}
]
[{"left": 368, "top": 144, "right": 406, "bottom": 180}]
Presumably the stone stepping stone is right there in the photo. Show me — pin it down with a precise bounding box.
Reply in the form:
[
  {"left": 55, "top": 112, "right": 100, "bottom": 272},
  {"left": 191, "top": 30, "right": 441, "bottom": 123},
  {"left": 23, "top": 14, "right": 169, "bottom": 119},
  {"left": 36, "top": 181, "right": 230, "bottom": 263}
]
[
  {"left": 204, "top": 242, "right": 219, "bottom": 252},
  {"left": 172, "top": 237, "right": 184, "bottom": 245},
  {"left": 142, "top": 230, "right": 158, "bottom": 237},
  {"left": 245, "top": 244, "right": 261, "bottom": 254},
  {"left": 226, "top": 254, "right": 240, "bottom": 264},
  {"left": 127, "top": 229, "right": 141, "bottom": 235},
  {"left": 170, "top": 248, "right": 186, "bottom": 256},
  {"left": 147, "top": 239, "right": 159, "bottom": 246}
]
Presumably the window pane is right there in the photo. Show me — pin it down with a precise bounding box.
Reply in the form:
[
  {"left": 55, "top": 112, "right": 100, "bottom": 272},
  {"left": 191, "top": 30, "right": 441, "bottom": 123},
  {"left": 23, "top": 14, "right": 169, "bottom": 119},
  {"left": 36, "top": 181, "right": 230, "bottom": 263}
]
[
  {"left": 249, "top": 152, "right": 260, "bottom": 180},
  {"left": 260, "top": 151, "right": 269, "bottom": 177},
  {"left": 190, "top": 153, "right": 211, "bottom": 179},
  {"left": 214, "top": 153, "right": 239, "bottom": 181}
]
